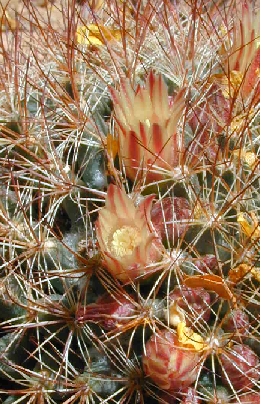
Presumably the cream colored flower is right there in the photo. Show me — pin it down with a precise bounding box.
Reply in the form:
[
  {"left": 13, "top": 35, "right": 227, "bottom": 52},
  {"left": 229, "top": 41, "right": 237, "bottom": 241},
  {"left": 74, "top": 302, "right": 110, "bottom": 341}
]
[
  {"left": 96, "top": 184, "right": 162, "bottom": 282},
  {"left": 218, "top": 1, "right": 260, "bottom": 100},
  {"left": 110, "top": 71, "right": 185, "bottom": 183}
]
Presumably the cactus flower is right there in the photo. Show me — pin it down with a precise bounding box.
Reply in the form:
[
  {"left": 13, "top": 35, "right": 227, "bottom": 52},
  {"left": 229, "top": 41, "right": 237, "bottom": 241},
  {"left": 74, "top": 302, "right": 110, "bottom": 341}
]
[
  {"left": 110, "top": 71, "right": 185, "bottom": 183},
  {"left": 227, "top": 2, "right": 259, "bottom": 78},
  {"left": 95, "top": 184, "right": 162, "bottom": 283},
  {"left": 216, "top": 1, "right": 260, "bottom": 100}
]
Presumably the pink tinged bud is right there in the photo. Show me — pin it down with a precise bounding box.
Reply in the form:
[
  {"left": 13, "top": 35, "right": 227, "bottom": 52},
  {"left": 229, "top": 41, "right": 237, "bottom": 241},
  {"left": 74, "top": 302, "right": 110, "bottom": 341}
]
[
  {"left": 169, "top": 285, "right": 211, "bottom": 324},
  {"left": 109, "top": 72, "right": 185, "bottom": 183},
  {"left": 193, "top": 255, "right": 218, "bottom": 274},
  {"left": 151, "top": 197, "right": 191, "bottom": 244},
  {"left": 220, "top": 344, "right": 259, "bottom": 392},
  {"left": 95, "top": 184, "right": 162, "bottom": 283},
  {"left": 142, "top": 329, "right": 203, "bottom": 391},
  {"left": 222, "top": 309, "right": 250, "bottom": 336},
  {"left": 76, "top": 293, "right": 135, "bottom": 330}
]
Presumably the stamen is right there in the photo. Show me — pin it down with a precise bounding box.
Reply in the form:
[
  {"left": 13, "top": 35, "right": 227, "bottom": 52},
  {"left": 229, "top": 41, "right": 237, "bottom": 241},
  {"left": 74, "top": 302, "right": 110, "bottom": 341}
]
[{"left": 110, "top": 226, "right": 141, "bottom": 257}]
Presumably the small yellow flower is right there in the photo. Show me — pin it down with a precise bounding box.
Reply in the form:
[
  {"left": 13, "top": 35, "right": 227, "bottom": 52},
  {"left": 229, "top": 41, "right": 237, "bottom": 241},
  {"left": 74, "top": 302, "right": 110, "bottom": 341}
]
[
  {"left": 230, "top": 110, "right": 256, "bottom": 132},
  {"left": 209, "top": 71, "right": 243, "bottom": 99},
  {"left": 76, "top": 24, "right": 121, "bottom": 46},
  {"left": 229, "top": 263, "right": 251, "bottom": 284},
  {"left": 229, "top": 264, "right": 260, "bottom": 284},
  {"left": 232, "top": 150, "right": 257, "bottom": 169},
  {"left": 251, "top": 268, "right": 260, "bottom": 282},
  {"left": 237, "top": 212, "right": 260, "bottom": 239},
  {"left": 244, "top": 152, "right": 257, "bottom": 168},
  {"left": 193, "top": 201, "right": 206, "bottom": 220},
  {"left": 177, "top": 322, "right": 206, "bottom": 352}
]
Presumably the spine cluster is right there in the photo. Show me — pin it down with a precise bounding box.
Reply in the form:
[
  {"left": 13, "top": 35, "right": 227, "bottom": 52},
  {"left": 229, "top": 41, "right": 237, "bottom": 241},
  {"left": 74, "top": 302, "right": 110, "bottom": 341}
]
[{"left": 0, "top": 0, "right": 259, "bottom": 403}]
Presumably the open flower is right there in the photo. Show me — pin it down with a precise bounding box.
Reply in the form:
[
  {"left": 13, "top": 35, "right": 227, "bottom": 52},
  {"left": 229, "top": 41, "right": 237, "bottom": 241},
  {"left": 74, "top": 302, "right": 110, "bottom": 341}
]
[
  {"left": 110, "top": 71, "right": 185, "bottom": 183},
  {"left": 95, "top": 184, "right": 162, "bottom": 282}
]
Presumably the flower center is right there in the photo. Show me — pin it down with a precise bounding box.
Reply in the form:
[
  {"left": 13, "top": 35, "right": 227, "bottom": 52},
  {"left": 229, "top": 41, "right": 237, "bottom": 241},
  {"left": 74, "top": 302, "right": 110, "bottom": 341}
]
[{"left": 110, "top": 226, "right": 141, "bottom": 257}]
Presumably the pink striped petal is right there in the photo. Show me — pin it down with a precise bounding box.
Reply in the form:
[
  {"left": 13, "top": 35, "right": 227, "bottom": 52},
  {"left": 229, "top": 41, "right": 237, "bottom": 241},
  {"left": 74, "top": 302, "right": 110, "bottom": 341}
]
[{"left": 105, "top": 184, "right": 136, "bottom": 217}]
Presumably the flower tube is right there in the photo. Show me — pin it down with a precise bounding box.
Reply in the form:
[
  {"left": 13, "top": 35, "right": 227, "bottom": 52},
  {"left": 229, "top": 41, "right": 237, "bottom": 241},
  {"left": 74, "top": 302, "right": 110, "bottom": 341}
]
[{"left": 110, "top": 72, "right": 185, "bottom": 183}]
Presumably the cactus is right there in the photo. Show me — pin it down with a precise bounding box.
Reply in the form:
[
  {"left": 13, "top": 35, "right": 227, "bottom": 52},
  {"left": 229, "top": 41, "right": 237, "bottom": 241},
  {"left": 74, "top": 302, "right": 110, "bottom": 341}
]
[{"left": 0, "top": 0, "right": 259, "bottom": 403}]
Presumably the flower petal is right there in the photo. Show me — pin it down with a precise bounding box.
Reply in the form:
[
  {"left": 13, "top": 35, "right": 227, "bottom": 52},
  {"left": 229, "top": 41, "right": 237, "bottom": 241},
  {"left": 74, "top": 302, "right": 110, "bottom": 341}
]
[
  {"left": 105, "top": 184, "right": 136, "bottom": 218},
  {"left": 136, "top": 194, "right": 155, "bottom": 225},
  {"left": 148, "top": 72, "right": 169, "bottom": 122}
]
